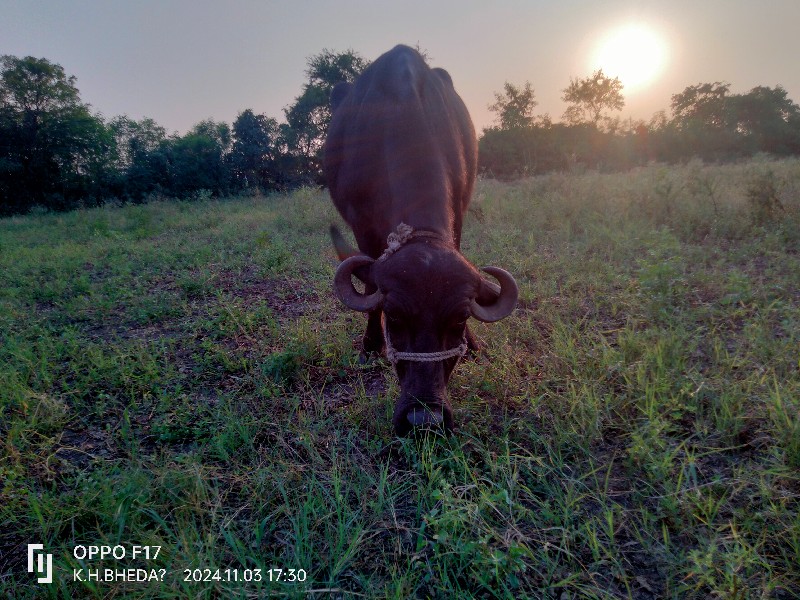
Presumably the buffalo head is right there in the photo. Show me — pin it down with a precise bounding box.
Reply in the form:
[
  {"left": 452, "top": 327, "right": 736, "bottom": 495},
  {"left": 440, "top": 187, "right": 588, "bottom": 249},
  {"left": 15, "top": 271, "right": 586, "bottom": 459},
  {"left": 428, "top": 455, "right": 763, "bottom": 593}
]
[{"left": 334, "top": 237, "right": 518, "bottom": 435}]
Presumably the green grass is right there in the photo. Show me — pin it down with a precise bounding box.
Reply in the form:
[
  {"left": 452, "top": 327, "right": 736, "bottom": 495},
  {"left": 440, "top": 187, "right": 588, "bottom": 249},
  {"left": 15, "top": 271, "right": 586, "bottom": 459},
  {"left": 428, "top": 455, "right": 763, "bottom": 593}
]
[{"left": 1, "top": 158, "right": 799, "bottom": 598}]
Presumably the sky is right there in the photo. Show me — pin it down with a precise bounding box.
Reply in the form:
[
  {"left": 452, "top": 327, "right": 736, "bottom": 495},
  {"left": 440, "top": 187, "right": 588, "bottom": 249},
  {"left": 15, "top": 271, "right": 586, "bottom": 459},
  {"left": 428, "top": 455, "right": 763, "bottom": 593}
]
[{"left": 3, "top": 0, "right": 800, "bottom": 135}]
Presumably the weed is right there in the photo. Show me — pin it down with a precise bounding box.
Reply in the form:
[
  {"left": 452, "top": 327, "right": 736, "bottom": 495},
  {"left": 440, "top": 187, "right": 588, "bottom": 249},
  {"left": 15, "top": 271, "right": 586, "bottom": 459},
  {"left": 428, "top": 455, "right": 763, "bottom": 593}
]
[{"left": 746, "top": 168, "right": 785, "bottom": 225}]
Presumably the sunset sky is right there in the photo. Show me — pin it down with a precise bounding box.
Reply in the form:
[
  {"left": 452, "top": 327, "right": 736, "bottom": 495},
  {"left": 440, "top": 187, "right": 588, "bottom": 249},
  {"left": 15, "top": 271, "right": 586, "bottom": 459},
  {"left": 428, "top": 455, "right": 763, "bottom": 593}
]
[{"left": 3, "top": 0, "right": 799, "bottom": 135}]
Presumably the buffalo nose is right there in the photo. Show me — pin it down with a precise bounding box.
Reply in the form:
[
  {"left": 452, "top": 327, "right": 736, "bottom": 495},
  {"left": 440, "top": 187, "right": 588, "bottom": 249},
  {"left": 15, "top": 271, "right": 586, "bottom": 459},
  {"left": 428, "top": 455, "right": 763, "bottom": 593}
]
[{"left": 406, "top": 407, "right": 444, "bottom": 427}]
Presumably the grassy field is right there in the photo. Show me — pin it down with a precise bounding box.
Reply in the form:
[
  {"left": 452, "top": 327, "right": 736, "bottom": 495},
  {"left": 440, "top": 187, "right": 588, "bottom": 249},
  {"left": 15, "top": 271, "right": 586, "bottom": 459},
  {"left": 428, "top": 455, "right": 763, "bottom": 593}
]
[{"left": 1, "top": 158, "right": 799, "bottom": 599}]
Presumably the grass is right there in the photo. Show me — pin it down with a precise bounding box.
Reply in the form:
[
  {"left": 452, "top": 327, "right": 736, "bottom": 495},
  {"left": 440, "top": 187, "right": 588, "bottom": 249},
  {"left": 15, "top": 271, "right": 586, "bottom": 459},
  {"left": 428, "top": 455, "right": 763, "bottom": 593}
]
[{"left": 1, "top": 157, "right": 799, "bottom": 598}]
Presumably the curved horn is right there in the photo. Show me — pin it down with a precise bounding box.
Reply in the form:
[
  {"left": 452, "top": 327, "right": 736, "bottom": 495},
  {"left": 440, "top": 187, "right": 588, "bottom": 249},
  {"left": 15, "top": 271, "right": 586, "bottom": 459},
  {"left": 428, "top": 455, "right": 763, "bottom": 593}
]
[
  {"left": 470, "top": 266, "right": 519, "bottom": 323},
  {"left": 333, "top": 255, "right": 383, "bottom": 312}
]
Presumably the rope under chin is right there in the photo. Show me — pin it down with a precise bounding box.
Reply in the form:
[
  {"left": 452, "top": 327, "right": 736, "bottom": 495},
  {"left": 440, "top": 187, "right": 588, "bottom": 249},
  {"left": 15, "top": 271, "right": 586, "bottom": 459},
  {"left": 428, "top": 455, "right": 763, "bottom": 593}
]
[{"left": 383, "top": 321, "right": 468, "bottom": 365}]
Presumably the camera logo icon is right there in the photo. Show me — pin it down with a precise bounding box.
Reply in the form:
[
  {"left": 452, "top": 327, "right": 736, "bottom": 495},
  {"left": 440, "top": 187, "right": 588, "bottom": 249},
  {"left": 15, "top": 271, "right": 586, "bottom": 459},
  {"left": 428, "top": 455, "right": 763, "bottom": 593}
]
[{"left": 27, "top": 544, "right": 53, "bottom": 584}]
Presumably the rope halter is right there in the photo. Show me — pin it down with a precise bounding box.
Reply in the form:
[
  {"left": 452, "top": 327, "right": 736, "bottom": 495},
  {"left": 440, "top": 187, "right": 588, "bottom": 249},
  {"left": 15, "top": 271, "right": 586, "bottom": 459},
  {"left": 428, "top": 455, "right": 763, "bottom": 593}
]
[
  {"left": 379, "top": 223, "right": 469, "bottom": 365},
  {"left": 384, "top": 323, "right": 468, "bottom": 365}
]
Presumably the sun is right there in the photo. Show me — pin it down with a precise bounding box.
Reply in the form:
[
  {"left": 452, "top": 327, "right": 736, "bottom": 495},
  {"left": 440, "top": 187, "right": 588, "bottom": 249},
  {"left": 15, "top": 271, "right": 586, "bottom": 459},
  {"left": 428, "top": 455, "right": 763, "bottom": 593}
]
[{"left": 591, "top": 23, "right": 668, "bottom": 92}]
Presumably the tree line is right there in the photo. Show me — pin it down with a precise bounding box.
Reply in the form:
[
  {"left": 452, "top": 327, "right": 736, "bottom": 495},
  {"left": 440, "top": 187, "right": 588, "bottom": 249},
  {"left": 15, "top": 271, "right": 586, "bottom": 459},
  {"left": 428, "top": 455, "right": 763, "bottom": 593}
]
[
  {"left": 2, "top": 50, "right": 800, "bottom": 216},
  {"left": 481, "top": 74, "right": 800, "bottom": 178},
  {"left": 0, "top": 51, "right": 364, "bottom": 215}
]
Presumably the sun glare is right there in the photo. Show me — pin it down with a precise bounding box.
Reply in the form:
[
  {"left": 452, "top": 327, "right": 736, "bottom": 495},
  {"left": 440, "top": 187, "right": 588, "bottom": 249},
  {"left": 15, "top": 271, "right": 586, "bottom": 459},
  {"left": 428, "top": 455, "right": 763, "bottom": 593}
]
[{"left": 591, "top": 23, "right": 668, "bottom": 92}]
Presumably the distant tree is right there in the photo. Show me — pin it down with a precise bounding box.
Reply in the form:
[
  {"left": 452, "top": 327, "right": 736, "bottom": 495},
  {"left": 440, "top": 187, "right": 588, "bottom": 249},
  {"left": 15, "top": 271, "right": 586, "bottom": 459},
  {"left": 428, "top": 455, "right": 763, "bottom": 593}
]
[
  {"left": 229, "top": 109, "right": 281, "bottom": 191},
  {"left": 192, "top": 118, "right": 231, "bottom": 152},
  {"left": 109, "top": 116, "right": 167, "bottom": 170},
  {"left": 306, "top": 48, "right": 368, "bottom": 96},
  {"left": 480, "top": 74, "right": 800, "bottom": 177},
  {"left": 562, "top": 69, "right": 625, "bottom": 128},
  {"left": 0, "top": 55, "right": 111, "bottom": 213},
  {"left": 479, "top": 125, "right": 562, "bottom": 178},
  {"left": 670, "top": 82, "right": 731, "bottom": 129},
  {"left": 642, "top": 110, "right": 680, "bottom": 163},
  {"left": 649, "top": 109, "right": 669, "bottom": 130},
  {"left": 109, "top": 116, "right": 169, "bottom": 199},
  {"left": 670, "top": 82, "right": 748, "bottom": 160},
  {"left": 488, "top": 81, "right": 537, "bottom": 130},
  {"left": 1, "top": 55, "right": 81, "bottom": 114},
  {"left": 729, "top": 85, "right": 800, "bottom": 154},
  {"left": 283, "top": 83, "right": 329, "bottom": 164},
  {"left": 169, "top": 119, "right": 231, "bottom": 197},
  {"left": 283, "top": 48, "right": 368, "bottom": 183}
]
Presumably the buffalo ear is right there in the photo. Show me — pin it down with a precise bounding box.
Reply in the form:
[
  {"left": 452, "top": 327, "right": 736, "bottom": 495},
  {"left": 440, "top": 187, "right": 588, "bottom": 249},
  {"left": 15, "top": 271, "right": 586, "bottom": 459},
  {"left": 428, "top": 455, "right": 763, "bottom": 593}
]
[
  {"left": 331, "top": 82, "right": 352, "bottom": 112},
  {"left": 433, "top": 68, "right": 454, "bottom": 88}
]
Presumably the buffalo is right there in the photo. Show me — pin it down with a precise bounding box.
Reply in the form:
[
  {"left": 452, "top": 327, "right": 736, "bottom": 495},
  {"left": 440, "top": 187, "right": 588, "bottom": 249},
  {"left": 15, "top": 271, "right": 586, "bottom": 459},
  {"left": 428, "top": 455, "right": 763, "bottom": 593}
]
[{"left": 324, "top": 45, "right": 518, "bottom": 435}]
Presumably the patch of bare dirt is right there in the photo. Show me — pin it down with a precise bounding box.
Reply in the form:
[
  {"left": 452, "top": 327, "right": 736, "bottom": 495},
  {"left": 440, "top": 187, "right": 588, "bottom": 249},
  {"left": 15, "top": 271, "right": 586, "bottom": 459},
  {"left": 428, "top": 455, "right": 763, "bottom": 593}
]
[
  {"left": 56, "top": 427, "right": 120, "bottom": 469},
  {"left": 215, "top": 266, "right": 323, "bottom": 319},
  {"left": 321, "top": 370, "right": 388, "bottom": 411}
]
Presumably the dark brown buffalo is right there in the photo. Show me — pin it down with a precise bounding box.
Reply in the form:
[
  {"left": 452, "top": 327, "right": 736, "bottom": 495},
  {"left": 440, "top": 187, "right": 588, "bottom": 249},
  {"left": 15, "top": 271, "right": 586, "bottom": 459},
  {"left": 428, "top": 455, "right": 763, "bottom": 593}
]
[{"left": 324, "top": 45, "right": 518, "bottom": 435}]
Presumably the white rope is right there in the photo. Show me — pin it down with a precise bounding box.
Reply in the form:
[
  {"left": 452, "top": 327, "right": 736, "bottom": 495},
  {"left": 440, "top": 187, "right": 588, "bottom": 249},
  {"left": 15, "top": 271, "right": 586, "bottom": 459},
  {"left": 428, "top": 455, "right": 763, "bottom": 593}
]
[
  {"left": 379, "top": 223, "right": 415, "bottom": 261},
  {"left": 384, "top": 324, "right": 468, "bottom": 365},
  {"left": 378, "top": 223, "right": 445, "bottom": 261}
]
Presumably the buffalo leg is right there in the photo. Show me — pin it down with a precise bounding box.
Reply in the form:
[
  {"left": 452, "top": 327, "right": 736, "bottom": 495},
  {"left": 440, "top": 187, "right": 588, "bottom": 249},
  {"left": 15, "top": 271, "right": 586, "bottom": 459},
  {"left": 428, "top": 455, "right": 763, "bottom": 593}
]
[
  {"left": 361, "top": 307, "right": 385, "bottom": 361},
  {"left": 464, "top": 323, "right": 481, "bottom": 355}
]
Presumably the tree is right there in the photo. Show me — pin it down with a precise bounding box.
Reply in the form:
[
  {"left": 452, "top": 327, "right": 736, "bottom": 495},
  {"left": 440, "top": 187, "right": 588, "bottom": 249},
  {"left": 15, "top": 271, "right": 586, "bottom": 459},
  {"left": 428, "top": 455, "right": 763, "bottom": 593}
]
[
  {"left": 192, "top": 118, "right": 231, "bottom": 152},
  {"left": 670, "top": 82, "right": 731, "bottom": 129},
  {"left": 1, "top": 55, "right": 82, "bottom": 114},
  {"left": 283, "top": 83, "right": 329, "bottom": 163},
  {"left": 305, "top": 48, "right": 368, "bottom": 96},
  {"left": 109, "top": 116, "right": 167, "bottom": 170},
  {"left": 169, "top": 119, "right": 231, "bottom": 197},
  {"left": 0, "top": 55, "right": 110, "bottom": 213},
  {"left": 282, "top": 48, "right": 368, "bottom": 183},
  {"left": 229, "top": 109, "right": 281, "bottom": 191},
  {"left": 479, "top": 125, "right": 567, "bottom": 178},
  {"left": 670, "top": 82, "right": 750, "bottom": 160},
  {"left": 670, "top": 82, "right": 800, "bottom": 159},
  {"left": 488, "top": 81, "right": 537, "bottom": 130},
  {"left": 730, "top": 85, "right": 800, "bottom": 154},
  {"left": 109, "top": 116, "right": 169, "bottom": 199},
  {"left": 562, "top": 69, "right": 625, "bottom": 128}
]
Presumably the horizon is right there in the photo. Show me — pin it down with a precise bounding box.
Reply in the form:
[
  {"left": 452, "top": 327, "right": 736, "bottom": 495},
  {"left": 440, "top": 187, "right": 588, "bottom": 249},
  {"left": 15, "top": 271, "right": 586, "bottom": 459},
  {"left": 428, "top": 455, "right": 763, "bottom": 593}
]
[{"left": 3, "top": 1, "right": 800, "bottom": 135}]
